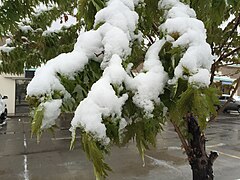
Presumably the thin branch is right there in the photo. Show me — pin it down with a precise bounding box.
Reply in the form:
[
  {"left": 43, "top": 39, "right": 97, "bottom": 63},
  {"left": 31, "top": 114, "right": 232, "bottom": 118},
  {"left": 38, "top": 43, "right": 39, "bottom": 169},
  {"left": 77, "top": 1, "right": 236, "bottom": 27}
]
[
  {"left": 222, "top": 16, "right": 236, "bottom": 33},
  {"left": 94, "top": 51, "right": 104, "bottom": 57},
  {"left": 210, "top": 62, "right": 216, "bottom": 85},
  {"left": 220, "top": 37, "right": 234, "bottom": 56},
  {"left": 216, "top": 46, "right": 240, "bottom": 62},
  {"left": 218, "top": 14, "right": 240, "bottom": 54},
  {"left": 147, "top": 35, "right": 154, "bottom": 45},
  {"left": 170, "top": 120, "right": 191, "bottom": 156},
  {"left": 152, "top": 23, "right": 160, "bottom": 35}
]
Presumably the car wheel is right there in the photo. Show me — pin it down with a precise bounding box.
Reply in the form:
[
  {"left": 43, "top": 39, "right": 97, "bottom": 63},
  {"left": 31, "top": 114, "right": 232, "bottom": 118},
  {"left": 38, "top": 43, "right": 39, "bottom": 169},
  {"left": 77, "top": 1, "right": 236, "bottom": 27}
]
[{"left": 238, "top": 107, "right": 240, "bottom": 113}]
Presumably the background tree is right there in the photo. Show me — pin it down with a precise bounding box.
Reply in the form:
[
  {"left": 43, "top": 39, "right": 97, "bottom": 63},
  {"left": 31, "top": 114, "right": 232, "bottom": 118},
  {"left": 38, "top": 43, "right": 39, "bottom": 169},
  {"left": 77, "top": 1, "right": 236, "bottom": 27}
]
[{"left": 0, "top": 0, "right": 239, "bottom": 180}]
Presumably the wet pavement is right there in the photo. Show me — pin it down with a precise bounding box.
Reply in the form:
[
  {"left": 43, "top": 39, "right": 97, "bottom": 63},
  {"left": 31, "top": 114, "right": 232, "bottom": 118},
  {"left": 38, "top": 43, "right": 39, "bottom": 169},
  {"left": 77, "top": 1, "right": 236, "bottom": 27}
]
[{"left": 0, "top": 113, "right": 239, "bottom": 180}]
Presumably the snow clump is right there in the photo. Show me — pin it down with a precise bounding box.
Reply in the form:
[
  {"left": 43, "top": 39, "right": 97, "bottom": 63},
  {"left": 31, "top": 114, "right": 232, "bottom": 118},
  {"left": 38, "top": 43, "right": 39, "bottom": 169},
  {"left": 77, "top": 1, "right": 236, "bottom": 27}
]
[
  {"left": 41, "top": 99, "right": 62, "bottom": 129},
  {"left": 27, "top": 0, "right": 139, "bottom": 142},
  {"left": 71, "top": 0, "right": 138, "bottom": 142},
  {"left": 132, "top": 40, "right": 168, "bottom": 115},
  {"left": 159, "top": 0, "right": 214, "bottom": 87}
]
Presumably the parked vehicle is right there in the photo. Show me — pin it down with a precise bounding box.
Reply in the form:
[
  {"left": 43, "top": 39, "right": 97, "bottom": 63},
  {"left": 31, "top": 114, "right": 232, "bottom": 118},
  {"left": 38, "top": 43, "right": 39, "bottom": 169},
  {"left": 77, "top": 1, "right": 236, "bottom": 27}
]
[
  {"left": 0, "top": 95, "right": 8, "bottom": 125},
  {"left": 219, "top": 94, "right": 240, "bottom": 113}
]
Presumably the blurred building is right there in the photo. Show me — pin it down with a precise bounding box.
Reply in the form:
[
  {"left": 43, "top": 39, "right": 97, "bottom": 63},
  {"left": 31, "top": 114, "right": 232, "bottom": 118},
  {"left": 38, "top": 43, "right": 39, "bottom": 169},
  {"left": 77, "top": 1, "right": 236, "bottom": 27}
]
[
  {"left": 0, "top": 71, "right": 34, "bottom": 115},
  {"left": 215, "top": 65, "right": 240, "bottom": 96}
]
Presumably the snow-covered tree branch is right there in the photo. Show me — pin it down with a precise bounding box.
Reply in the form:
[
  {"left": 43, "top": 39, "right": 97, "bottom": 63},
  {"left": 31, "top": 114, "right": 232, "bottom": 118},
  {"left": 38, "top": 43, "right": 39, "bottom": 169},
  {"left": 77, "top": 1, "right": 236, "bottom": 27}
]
[
  {"left": 1, "top": 0, "right": 239, "bottom": 179},
  {"left": 24, "top": 0, "right": 220, "bottom": 179}
]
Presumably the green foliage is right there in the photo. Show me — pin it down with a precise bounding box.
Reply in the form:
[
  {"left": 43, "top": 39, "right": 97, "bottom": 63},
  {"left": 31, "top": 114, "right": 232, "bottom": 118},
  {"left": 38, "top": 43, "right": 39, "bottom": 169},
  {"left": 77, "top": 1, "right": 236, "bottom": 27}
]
[
  {"left": 0, "top": 0, "right": 78, "bottom": 36},
  {"left": 80, "top": 132, "right": 112, "bottom": 180},
  {"left": 31, "top": 104, "right": 44, "bottom": 142},
  {"left": 172, "top": 85, "right": 220, "bottom": 130},
  {"left": 0, "top": 23, "right": 78, "bottom": 74},
  {"left": 124, "top": 39, "right": 146, "bottom": 70},
  {"left": 0, "top": 0, "right": 106, "bottom": 74},
  {"left": 102, "top": 117, "right": 121, "bottom": 144},
  {"left": 160, "top": 76, "right": 220, "bottom": 135},
  {"left": 136, "top": 0, "right": 162, "bottom": 38},
  {"left": 159, "top": 41, "right": 185, "bottom": 79},
  {"left": 109, "top": 85, "right": 166, "bottom": 162},
  {"left": 77, "top": 0, "right": 106, "bottom": 30},
  {"left": 26, "top": 95, "right": 41, "bottom": 107},
  {"left": 121, "top": 97, "right": 166, "bottom": 163},
  {"left": 59, "top": 61, "right": 103, "bottom": 112}
]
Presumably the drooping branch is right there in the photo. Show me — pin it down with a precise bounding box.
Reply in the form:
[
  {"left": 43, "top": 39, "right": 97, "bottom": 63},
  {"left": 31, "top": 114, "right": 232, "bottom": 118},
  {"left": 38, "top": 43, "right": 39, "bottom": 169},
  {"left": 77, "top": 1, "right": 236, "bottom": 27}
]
[{"left": 170, "top": 120, "right": 191, "bottom": 156}]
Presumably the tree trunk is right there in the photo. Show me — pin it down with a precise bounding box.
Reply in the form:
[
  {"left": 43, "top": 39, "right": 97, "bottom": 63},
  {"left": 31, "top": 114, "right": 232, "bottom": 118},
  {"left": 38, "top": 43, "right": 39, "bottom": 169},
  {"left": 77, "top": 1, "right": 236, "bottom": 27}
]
[{"left": 187, "top": 115, "right": 218, "bottom": 180}]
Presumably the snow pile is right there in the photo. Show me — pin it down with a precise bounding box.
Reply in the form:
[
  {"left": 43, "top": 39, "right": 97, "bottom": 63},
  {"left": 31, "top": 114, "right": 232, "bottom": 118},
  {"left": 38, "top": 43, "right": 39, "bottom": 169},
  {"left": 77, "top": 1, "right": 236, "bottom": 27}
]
[
  {"left": 27, "top": 0, "right": 214, "bottom": 142},
  {"left": 71, "top": 0, "right": 138, "bottom": 142},
  {"left": 71, "top": 55, "right": 129, "bottom": 143},
  {"left": 159, "top": 0, "right": 214, "bottom": 87},
  {"left": 27, "top": 51, "right": 88, "bottom": 96},
  {"left": 132, "top": 40, "right": 168, "bottom": 114},
  {"left": 94, "top": 0, "right": 138, "bottom": 68},
  {"left": 41, "top": 99, "right": 62, "bottom": 129},
  {"left": 27, "top": 0, "right": 139, "bottom": 140}
]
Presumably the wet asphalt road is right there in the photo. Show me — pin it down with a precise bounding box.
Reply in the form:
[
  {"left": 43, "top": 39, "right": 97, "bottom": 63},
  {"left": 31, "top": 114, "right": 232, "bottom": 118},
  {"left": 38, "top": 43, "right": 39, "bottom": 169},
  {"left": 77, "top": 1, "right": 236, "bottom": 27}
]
[{"left": 0, "top": 113, "right": 239, "bottom": 180}]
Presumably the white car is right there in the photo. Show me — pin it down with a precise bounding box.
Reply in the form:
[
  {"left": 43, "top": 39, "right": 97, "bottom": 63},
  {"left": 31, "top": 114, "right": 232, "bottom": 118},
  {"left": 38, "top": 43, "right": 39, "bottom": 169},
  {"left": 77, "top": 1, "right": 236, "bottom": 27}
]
[{"left": 0, "top": 95, "right": 8, "bottom": 125}]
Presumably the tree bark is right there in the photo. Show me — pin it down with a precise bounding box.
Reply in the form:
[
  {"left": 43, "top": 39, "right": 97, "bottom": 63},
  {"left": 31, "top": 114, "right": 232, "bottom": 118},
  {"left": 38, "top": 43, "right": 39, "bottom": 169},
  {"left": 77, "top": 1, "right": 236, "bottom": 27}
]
[{"left": 187, "top": 115, "right": 218, "bottom": 180}]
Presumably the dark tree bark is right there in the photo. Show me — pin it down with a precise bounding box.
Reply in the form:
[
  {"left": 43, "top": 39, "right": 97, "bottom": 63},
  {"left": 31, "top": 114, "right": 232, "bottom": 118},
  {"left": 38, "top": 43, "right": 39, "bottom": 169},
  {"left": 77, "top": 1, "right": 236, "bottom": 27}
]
[{"left": 187, "top": 115, "right": 218, "bottom": 180}]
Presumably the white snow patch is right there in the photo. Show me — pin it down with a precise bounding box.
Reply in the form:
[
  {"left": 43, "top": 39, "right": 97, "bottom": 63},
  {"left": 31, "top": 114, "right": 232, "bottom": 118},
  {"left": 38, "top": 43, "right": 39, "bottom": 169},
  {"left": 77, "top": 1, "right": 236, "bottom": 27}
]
[
  {"left": 159, "top": 0, "right": 214, "bottom": 87},
  {"left": 41, "top": 99, "right": 62, "bottom": 129},
  {"left": 74, "top": 30, "right": 103, "bottom": 61},
  {"left": 33, "top": 2, "right": 56, "bottom": 16},
  {"left": 94, "top": 0, "right": 138, "bottom": 36},
  {"left": 0, "top": 46, "right": 15, "bottom": 54},
  {"left": 27, "top": 50, "right": 88, "bottom": 96},
  {"left": 71, "top": 78, "right": 128, "bottom": 143},
  {"left": 132, "top": 40, "right": 168, "bottom": 114},
  {"left": 101, "top": 25, "right": 131, "bottom": 68},
  {"left": 47, "top": 15, "right": 77, "bottom": 32},
  {"left": 188, "top": 69, "right": 211, "bottom": 87},
  {"left": 18, "top": 25, "right": 33, "bottom": 33}
]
